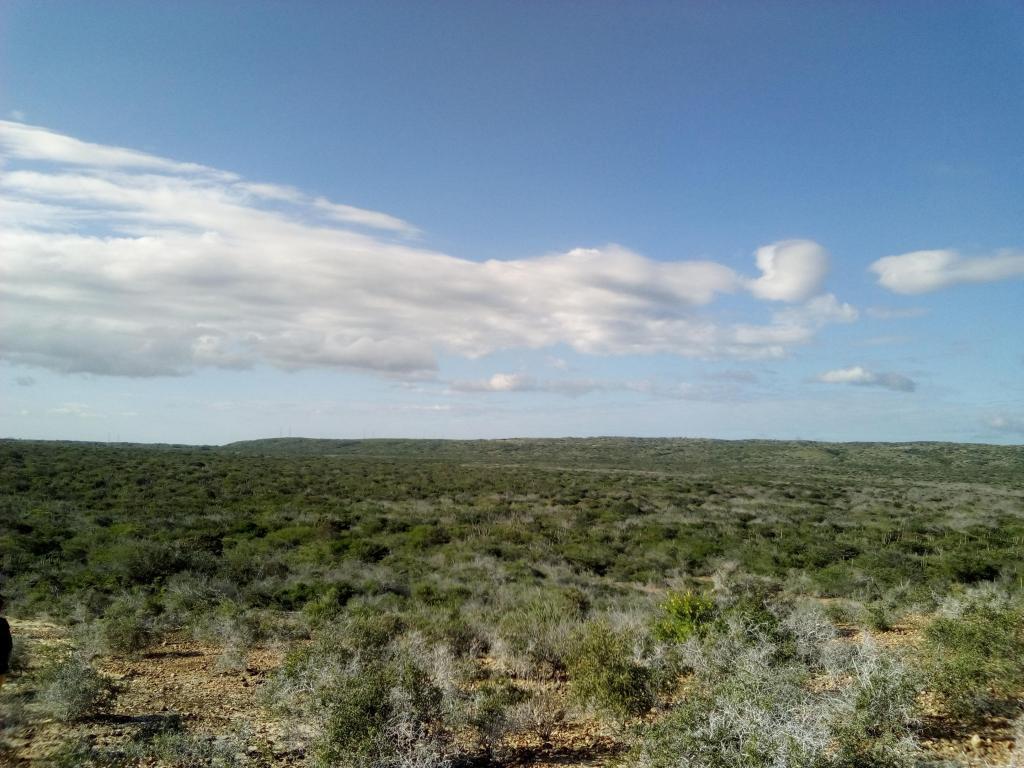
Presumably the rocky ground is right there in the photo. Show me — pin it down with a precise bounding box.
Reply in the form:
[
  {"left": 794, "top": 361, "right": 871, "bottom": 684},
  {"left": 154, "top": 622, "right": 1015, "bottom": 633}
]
[{"left": 1, "top": 616, "right": 1021, "bottom": 767}]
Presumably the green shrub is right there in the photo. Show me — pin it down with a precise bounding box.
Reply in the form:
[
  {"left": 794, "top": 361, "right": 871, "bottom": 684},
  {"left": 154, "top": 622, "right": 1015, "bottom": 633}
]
[
  {"left": 87, "top": 591, "right": 162, "bottom": 656},
  {"left": 864, "top": 601, "right": 894, "bottom": 632},
  {"left": 493, "top": 589, "right": 583, "bottom": 677},
  {"left": 37, "top": 655, "right": 115, "bottom": 721},
  {"left": 921, "top": 586, "right": 1024, "bottom": 721},
  {"left": 567, "top": 620, "right": 653, "bottom": 718},
  {"left": 466, "top": 679, "right": 530, "bottom": 749},
  {"left": 193, "top": 601, "right": 260, "bottom": 671},
  {"left": 304, "top": 583, "right": 356, "bottom": 622},
  {"left": 653, "top": 590, "right": 716, "bottom": 644},
  {"left": 340, "top": 607, "right": 406, "bottom": 656},
  {"left": 636, "top": 668, "right": 829, "bottom": 768},
  {"left": 132, "top": 728, "right": 244, "bottom": 767},
  {"left": 267, "top": 633, "right": 449, "bottom": 768}
]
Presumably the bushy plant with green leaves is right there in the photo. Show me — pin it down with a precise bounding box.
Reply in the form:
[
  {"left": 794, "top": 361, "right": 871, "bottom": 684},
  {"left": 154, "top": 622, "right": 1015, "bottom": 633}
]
[
  {"left": 466, "top": 679, "right": 530, "bottom": 753},
  {"left": 97, "top": 591, "right": 160, "bottom": 656},
  {"left": 266, "top": 627, "right": 451, "bottom": 768},
  {"left": 652, "top": 590, "right": 716, "bottom": 644},
  {"left": 567, "top": 620, "right": 653, "bottom": 719},
  {"left": 492, "top": 588, "right": 586, "bottom": 678},
  {"left": 192, "top": 600, "right": 261, "bottom": 671},
  {"left": 921, "top": 584, "right": 1024, "bottom": 721}
]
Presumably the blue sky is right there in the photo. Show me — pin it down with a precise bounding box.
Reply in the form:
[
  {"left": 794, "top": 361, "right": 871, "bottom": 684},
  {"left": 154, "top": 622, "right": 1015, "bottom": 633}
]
[{"left": 1, "top": 1, "right": 1022, "bottom": 444}]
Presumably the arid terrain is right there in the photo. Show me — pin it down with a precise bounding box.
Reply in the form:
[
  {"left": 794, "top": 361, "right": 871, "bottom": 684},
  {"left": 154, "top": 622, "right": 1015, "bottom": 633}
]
[{"left": 2, "top": 438, "right": 1024, "bottom": 767}]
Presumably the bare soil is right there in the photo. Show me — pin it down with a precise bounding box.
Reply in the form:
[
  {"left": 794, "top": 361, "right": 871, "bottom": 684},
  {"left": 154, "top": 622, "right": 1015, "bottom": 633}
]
[{"left": 3, "top": 615, "right": 1021, "bottom": 767}]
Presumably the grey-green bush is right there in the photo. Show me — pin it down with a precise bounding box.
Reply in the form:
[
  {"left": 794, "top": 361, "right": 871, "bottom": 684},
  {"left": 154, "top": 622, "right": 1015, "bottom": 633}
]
[
  {"left": 98, "top": 592, "right": 159, "bottom": 656},
  {"left": 633, "top": 603, "right": 920, "bottom": 768},
  {"left": 266, "top": 630, "right": 450, "bottom": 768},
  {"left": 37, "top": 654, "right": 115, "bottom": 721}
]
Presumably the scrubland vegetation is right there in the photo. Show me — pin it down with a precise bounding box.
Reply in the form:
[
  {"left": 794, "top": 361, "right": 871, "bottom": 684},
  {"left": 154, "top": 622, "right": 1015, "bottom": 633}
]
[{"left": 2, "top": 437, "right": 1024, "bottom": 767}]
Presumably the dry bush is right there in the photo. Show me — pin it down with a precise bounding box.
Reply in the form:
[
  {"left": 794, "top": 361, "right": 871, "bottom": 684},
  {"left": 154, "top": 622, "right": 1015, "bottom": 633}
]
[{"left": 37, "top": 653, "right": 115, "bottom": 722}]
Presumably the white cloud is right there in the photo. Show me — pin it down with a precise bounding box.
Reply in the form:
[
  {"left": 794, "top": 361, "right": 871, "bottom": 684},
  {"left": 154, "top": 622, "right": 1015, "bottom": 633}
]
[
  {"left": 312, "top": 197, "right": 419, "bottom": 236},
  {"left": 748, "top": 239, "right": 830, "bottom": 302},
  {"left": 0, "top": 121, "right": 853, "bottom": 378},
  {"left": 14, "top": 375, "right": 36, "bottom": 386},
  {"left": 774, "top": 293, "right": 858, "bottom": 325},
  {"left": 465, "top": 373, "right": 536, "bottom": 392},
  {"left": 0, "top": 120, "right": 225, "bottom": 176},
  {"left": 449, "top": 372, "right": 764, "bottom": 401},
  {"left": 450, "top": 373, "right": 609, "bottom": 396},
  {"left": 986, "top": 415, "right": 1024, "bottom": 436},
  {"left": 730, "top": 294, "right": 857, "bottom": 357},
  {"left": 870, "top": 249, "right": 1024, "bottom": 294},
  {"left": 816, "top": 366, "right": 916, "bottom": 392}
]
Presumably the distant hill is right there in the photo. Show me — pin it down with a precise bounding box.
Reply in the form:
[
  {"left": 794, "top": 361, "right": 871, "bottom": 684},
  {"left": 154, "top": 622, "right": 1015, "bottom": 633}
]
[{"left": 218, "top": 436, "right": 1024, "bottom": 485}]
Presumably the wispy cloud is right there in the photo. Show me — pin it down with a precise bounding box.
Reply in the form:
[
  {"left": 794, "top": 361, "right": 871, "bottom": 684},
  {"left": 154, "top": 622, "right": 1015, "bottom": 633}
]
[
  {"left": 312, "top": 197, "right": 419, "bottom": 236},
  {"left": 0, "top": 121, "right": 854, "bottom": 378},
  {"left": 865, "top": 306, "right": 929, "bottom": 320},
  {"left": 870, "top": 249, "right": 1024, "bottom": 294},
  {"left": 449, "top": 373, "right": 611, "bottom": 397},
  {"left": 0, "top": 120, "right": 225, "bottom": 176},
  {"left": 816, "top": 366, "right": 916, "bottom": 392},
  {"left": 704, "top": 369, "right": 759, "bottom": 384},
  {"left": 986, "top": 415, "right": 1024, "bottom": 436},
  {"left": 448, "top": 372, "right": 763, "bottom": 402}
]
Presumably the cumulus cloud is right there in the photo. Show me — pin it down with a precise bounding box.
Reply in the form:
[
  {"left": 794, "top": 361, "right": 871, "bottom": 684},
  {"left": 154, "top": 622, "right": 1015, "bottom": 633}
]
[
  {"left": 0, "top": 121, "right": 852, "bottom": 377},
  {"left": 748, "top": 239, "right": 830, "bottom": 302},
  {"left": 816, "top": 366, "right": 916, "bottom": 392},
  {"left": 870, "top": 249, "right": 1024, "bottom": 294}
]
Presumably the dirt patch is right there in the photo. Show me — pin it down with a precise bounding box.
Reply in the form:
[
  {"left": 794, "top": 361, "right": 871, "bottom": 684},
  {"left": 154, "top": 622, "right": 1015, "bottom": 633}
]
[{"left": 2, "top": 619, "right": 297, "bottom": 766}]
